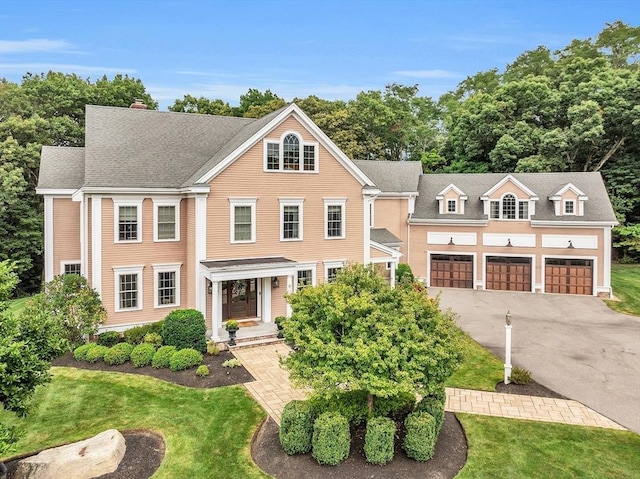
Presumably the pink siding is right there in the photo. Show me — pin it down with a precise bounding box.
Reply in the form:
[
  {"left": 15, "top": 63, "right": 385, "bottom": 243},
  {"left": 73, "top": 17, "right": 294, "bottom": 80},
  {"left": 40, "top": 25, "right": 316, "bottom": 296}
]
[
  {"left": 52, "top": 198, "right": 81, "bottom": 275},
  {"left": 374, "top": 197, "right": 409, "bottom": 257}
]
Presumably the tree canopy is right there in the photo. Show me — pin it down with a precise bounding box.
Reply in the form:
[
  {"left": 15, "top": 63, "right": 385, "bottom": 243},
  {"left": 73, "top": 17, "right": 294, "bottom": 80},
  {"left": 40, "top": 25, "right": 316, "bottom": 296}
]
[{"left": 281, "top": 264, "right": 462, "bottom": 414}]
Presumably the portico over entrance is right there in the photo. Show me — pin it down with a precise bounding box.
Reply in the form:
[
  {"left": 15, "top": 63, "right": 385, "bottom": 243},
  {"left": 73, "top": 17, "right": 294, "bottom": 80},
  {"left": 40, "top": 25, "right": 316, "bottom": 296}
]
[{"left": 200, "top": 257, "right": 297, "bottom": 340}]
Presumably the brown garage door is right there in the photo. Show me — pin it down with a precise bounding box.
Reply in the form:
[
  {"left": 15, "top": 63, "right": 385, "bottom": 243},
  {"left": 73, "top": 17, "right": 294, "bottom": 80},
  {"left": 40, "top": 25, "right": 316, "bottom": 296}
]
[
  {"left": 545, "top": 258, "right": 593, "bottom": 295},
  {"left": 430, "top": 254, "right": 474, "bottom": 288},
  {"left": 486, "top": 256, "right": 531, "bottom": 292}
]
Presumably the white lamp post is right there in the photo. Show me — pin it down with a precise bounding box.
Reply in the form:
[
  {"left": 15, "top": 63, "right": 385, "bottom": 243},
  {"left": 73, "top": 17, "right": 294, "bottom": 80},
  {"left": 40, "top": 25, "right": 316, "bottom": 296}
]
[{"left": 504, "top": 310, "right": 512, "bottom": 384}]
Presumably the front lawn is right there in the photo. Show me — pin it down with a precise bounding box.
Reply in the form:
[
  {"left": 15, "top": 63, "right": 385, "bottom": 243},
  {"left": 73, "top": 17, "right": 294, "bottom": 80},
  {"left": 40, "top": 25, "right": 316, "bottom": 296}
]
[
  {"left": 446, "top": 329, "right": 503, "bottom": 391},
  {"left": 606, "top": 263, "right": 640, "bottom": 316}
]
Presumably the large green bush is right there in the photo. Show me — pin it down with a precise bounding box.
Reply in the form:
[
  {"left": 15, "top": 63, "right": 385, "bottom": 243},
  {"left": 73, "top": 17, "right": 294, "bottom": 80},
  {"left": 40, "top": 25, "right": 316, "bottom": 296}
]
[
  {"left": 124, "top": 321, "right": 163, "bottom": 345},
  {"left": 312, "top": 413, "right": 350, "bottom": 466},
  {"left": 169, "top": 348, "right": 203, "bottom": 371},
  {"left": 130, "top": 343, "right": 156, "bottom": 368},
  {"left": 403, "top": 411, "right": 437, "bottom": 461},
  {"left": 162, "top": 309, "right": 206, "bottom": 352},
  {"left": 84, "top": 344, "right": 109, "bottom": 363},
  {"left": 279, "top": 400, "right": 315, "bottom": 455},
  {"left": 152, "top": 345, "right": 177, "bottom": 369},
  {"left": 364, "top": 416, "right": 395, "bottom": 465},
  {"left": 97, "top": 331, "right": 120, "bottom": 347},
  {"left": 415, "top": 396, "right": 445, "bottom": 433},
  {"left": 104, "top": 342, "right": 134, "bottom": 366},
  {"left": 73, "top": 343, "right": 94, "bottom": 361},
  {"left": 310, "top": 390, "right": 416, "bottom": 425}
]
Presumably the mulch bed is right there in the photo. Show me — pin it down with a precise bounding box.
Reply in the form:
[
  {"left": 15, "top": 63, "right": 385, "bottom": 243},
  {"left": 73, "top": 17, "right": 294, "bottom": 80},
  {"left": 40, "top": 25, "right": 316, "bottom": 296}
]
[{"left": 495, "top": 379, "right": 567, "bottom": 399}]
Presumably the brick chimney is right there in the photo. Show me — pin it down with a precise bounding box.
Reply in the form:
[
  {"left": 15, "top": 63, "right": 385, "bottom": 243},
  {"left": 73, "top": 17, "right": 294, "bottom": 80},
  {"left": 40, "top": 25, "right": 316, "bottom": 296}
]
[{"left": 129, "top": 99, "right": 148, "bottom": 109}]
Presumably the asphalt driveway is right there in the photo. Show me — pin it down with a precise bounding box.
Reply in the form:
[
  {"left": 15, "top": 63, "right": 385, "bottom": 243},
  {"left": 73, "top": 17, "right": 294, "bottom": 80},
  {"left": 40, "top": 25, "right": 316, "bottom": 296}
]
[{"left": 430, "top": 288, "right": 640, "bottom": 434}]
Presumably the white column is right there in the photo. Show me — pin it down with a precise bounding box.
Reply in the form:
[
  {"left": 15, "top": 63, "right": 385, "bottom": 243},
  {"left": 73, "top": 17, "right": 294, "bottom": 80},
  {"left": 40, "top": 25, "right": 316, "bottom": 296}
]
[
  {"left": 44, "top": 196, "right": 54, "bottom": 282},
  {"left": 262, "top": 277, "right": 272, "bottom": 323},
  {"left": 390, "top": 261, "right": 396, "bottom": 288},
  {"left": 603, "top": 226, "right": 612, "bottom": 297},
  {"left": 504, "top": 312, "right": 512, "bottom": 384},
  {"left": 210, "top": 280, "right": 221, "bottom": 341},
  {"left": 79, "top": 195, "right": 87, "bottom": 277},
  {"left": 195, "top": 196, "right": 207, "bottom": 314},
  {"left": 286, "top": 274, "right": 294, "bottom": 317},
  {"left": 91, "top": 196, "right": 102, "bottom": 297}
]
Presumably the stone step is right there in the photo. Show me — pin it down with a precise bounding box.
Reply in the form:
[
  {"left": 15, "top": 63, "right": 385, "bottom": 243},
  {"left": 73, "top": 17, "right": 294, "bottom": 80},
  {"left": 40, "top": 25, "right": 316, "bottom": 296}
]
[{"left": 228, "top": 336, "right": 284, "bottom": 350}]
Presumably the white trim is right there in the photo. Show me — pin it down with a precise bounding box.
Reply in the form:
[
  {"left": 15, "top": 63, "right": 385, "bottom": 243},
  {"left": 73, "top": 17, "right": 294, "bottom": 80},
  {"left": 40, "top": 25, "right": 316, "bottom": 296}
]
[
  {"left": 541, "top": 234, "right": 598, "bottom": 249},
  {"left": 153, "top": 263, "right": 182, "bottom": 308},
  {"left": 79, "top": 194, "right": 87, "bottom": 277},
  {"left": 324, "top": 198, "right": 347, "bottom": 240},
  {"left": 113, "top": 265, "right": 144, "bottom": 312},
  {"left": 550, "top": 183, "right": 588, "bottom": 199},
  {"left": 229, "top": 198, "right": 257, "bottom": 243},
  {"left": 480, "top": 174, "right": 539, "bottom": 200},
  {"left": 427, "top": 232, "right": 477, "bottom": 246},
  {"left": 91, "top": 196, "right": 102, "bottom": 296},
  {"left": 563, "top": 199, "right": 576, "bottom": 216},
  {"left": 483, "top": 253, "right": 535, "bottom": 293},
  {"left": 279, "top": 198, "right": 304, "bottom": 242},
  {"left": 295, "top": 262, "right": 318, "bottom": 290},
  {"left": 377, "top": 192, "right": 418, "bottom": 198},
  {"left": 35, "top": 188, "right": 77, "bottom": 195},
  {"left": 194, "top": 196, "right": 207, "bottom": 316},
  {"left": 483, "top": 233, "right": 536, "bottom": 248},
  {"left": 542, "top": 254, "right": 597, "bottom": 296},
  {"left": 113, "top": 198, "right": 143, "bottom": 243},
  {"left": 324, "top": 260, "right": 346, "bottom": 283},
  {"left": 531, "top": 220, "right": 618, "bottom": 227},
  {"left": 60, "top": 260, "right": 82, "bottom": 275},
  {"left": 426, "top": 251, "right": 477, "bottom": 289},
  {"left": 263, "top": 131, "right": 319, "bottom": 173},
  {"left": 44, "top": 196, "right": 54, "bottom": 282},
  {"left": 153, "top": 198, "right": 181, "bottom": 242},
  {"left": 409, "top": 218, "right": 488, "bottom": 226},
  {"left": 603, "top": 227, "right": 612, "bottom": 295},
  {"left": 370, "top": 241, "right": 403, "bottom": 259}
]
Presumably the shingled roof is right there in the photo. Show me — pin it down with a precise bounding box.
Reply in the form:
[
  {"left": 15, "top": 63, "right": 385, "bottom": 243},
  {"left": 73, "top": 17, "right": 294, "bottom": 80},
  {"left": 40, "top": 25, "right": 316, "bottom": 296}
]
[
  {"left": 352, "top": 160, "right": 421, "bottom": 193},
  {"left": 414, "top": 172, "right": 617, "bottom": 223},
  {"left": 39, "top": 146, "right": 85, "bottom": 189}
]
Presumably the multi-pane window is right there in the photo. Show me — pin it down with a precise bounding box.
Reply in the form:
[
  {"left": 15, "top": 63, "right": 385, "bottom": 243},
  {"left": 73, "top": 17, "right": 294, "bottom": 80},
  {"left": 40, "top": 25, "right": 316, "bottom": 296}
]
[
  {"left": 518, "top": 201, "right": 529, "bottom": 220},
  {"left": 297, "top": 269, "right": 313, "bottom": 290},
  {"left": 158, "top": 271, "right": 176, "bottom": 305},
  {"left": 326, "top": 205, "right": 343, "bottom": 238},
  {"left": 157, "top": 206, "right": 175, "bottom": 240},
  {"left": 565, "top": 200, "right": 575, "bottom": 214},
  {"left": 303, "top": 145, "right": 315, "bottom": 171},
  {"left": 283, "top": 205, "right": 300, "bottom": 239},
  {"left": 283, "top": 134, "right": 300, "bottom": 170},
  {"left": 327, "top": 267, "right": 341, "bottom": 282},
  {"left": 119, "top": 274, "right": 138, "bottom": 309},
  {"left": 234, "top": 206, "right": 252, "bottom": 241},
  {"left": 490, "top": 201, "right": 500, "bottom": 219},
  {"left": 64, "top": 263, "right": 81, "bottom": 275},
  {"left": 447, "top": 200, "right": 456, "bottom": 213},
  {"left": 502, "top": 194, "right": 516, "bottom": 219},
  {"left": 267, "top": 143, "right": 279, "bottom": 170},
  {"left": 119, "top": 206, "right": 138, "bottom": 241}
]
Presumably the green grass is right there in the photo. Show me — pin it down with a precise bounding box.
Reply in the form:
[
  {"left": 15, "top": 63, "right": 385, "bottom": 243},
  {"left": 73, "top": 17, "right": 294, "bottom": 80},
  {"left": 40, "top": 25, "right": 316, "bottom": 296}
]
[
  {"left": 5, "top": 296, "right": 30, "bottom": 315},
  {"left": 606, "top": 264, "right": 640, "bottom": 316},
  {"left": 0, "top": 367, "right": 269, "bottom": 479},
  {"left": 456, "top": 414, "right": 640, "bottom": 479},
  {"left": 446, "top": 329, "right": 503, "bottom": 391}
]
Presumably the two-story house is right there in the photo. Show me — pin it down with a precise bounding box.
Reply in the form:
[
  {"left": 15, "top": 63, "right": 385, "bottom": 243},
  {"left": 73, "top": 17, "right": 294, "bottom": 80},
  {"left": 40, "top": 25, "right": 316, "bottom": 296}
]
[{"left": 37, "top": 103, "right": 618, "bottom": 337}]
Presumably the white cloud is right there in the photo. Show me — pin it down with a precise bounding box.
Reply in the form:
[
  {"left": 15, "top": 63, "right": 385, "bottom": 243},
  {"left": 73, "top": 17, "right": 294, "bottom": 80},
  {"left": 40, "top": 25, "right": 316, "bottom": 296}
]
[
  {"left": 0, "top": 39, "right": 75, "bottom": 53},
  {"left": 0, "top": 63, "right": 136, "bottom": 75},
  {"left": 394, "top": 69, "right": 461, "bottom": 79}
]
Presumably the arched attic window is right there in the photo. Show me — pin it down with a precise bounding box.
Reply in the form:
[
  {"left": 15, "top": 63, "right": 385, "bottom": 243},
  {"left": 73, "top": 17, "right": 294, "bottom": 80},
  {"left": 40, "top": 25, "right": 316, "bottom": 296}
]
[
  {"left": 283, "top": 134, "right": 300, "bottom": 170},
  {"left": 502, "top": 194, "right": 516, "bottom": 219}
]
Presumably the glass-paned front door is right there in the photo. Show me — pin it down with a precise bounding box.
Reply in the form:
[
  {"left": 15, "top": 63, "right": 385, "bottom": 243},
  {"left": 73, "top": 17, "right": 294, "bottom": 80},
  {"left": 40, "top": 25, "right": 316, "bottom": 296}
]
[{"left": 222, "top": 279, "right": 258, "bottom": 320}]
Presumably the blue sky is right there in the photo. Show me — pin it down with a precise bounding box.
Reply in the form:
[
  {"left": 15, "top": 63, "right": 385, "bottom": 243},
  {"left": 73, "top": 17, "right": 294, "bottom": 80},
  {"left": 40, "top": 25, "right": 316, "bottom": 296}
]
[{"left": 1, "top": 0, "right": 638, "bottom": 110}]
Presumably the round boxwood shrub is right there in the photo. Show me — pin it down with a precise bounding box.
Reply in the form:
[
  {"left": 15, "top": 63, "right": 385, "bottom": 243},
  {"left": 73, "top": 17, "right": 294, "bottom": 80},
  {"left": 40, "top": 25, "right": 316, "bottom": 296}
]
[
  {"left": 364, "top": 416, "right": 395, "bottom": 465},
  {"left": 196, "top": 365, "right": 210, "bottom": 377},
  {"left": 73, "top": 343, "right": 93, "bottom": 361},
  {"left": 161, "top": 309, "right": 206, "bottom": 353},
  {"left": 427, "top": 385, "right": 447, "bottom": 404},
  {"left": 279, "top": 400, "right": 315, "bottom": 455},
  {"left": 104, "top": 342, "right": 134, "bottom": 366},
  {"left": 84, "top": 344, "right": 109, "bottom": 363},
  {"left": 152, "top": 345, "right": 177, "bottom": 369},
  {"left": 415, "top": 396, "right": 445, "bottom": 433},
  {"left": 123, "top": 321, "right": 163, "bottom": 345},
  {"left": 143, "top": 332, "right": 163, "bottom": 347},
  {"left": 312, "top": 412, "right": 350, "bottom": 466},
  {"left": 403, "top": 411, "right": 437, "bottom": 462},
  {"left": 130, "top": 343, "right": 156, "bottom": 368},
  {"left": 169, "top": 348, "right": 203, "bottom": 372},
  {"left": 97, "top": 331, "right": 120, "bottom": 347}
]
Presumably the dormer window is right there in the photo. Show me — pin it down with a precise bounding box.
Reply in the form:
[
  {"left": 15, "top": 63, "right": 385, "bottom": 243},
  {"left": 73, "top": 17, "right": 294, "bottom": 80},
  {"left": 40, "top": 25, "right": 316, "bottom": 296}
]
[
  {"left": 264, "top": 132, "right": 318, "bottom": 172},
  {"left": 489, "top": 194, "right": 530, "bottom": 220},
  {"left": 447, "top": 200, "right": 456, "bottom": 213},
  {"left": 436, "top": 184, "right": 467, "bottom": 215},
  {"left": 503, "top": 194, "right": 516, "bottom": 219},
  {"left": 549, "top": 183, "right": 587, "bottom": 216},
  {"left": 564, "top": 200, "right": 575, "bottom": 215}
]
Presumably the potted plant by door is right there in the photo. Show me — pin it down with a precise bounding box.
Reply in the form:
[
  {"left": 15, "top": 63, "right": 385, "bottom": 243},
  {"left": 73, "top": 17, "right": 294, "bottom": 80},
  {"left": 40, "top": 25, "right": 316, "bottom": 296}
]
[
  {"left": 274, "top": 316, "right": 286, "bottom": 338},
  {"left": 225, "top": 320, "right": 239, "bottom": 346}
]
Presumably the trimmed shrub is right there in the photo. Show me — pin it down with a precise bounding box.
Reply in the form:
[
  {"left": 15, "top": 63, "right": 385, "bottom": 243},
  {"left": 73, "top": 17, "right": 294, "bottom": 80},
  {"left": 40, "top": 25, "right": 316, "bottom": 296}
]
[
  {"left": 84, "top": 344, "right": 109, "bottom": 363},
  {"left": 73, "top": 343, "right": 93, "bottom": 361},
  {"left": 222, "top": 358, "right": 241, "bottom": 368},
  {"left": 279, "top": 400, "right": 315, "bottom": 455},
  {"left": 312, "top": 413, "right": 350, "bottom": 466},
  {"left": 510, "top": 366, "right": 532, "bottom": 385},
  {"left": 152, "top": 345, "right": 177, "bottom": 369},
  {"left": 427, "top": 385, "right": 447, "bottom": 404},
  {"left": 396, "top": 263, "right": 415, "bottom": 283},
  {"left": 415, "top": 396, "right": 445, "bottom": 433},
  {"left": 169, "top": 348, "right": 203, "bottom": 371},
  {"left": 196, "top": 365, "right": 210, "bottom": 377},
  {"left": 104, "top": 342, "right": 134, "bottom": 366},
  {"left": 123, "top": 321, "right": 163, "bottom": 345},
  {"left": 375, "top": 391, "right": 417, "bottom": 418},
  {"left": 310, "top": 390, "right": 415, "bottom": 425},
  {"left": 161, "top": 309, "right": 206, "bottom": 352},
  {"left": 130, "top": 343, "right": 156, "bottom": 368},
  {"left": 364, "top": 417, "right": 395, "bottom": 465},
  {"left": 97, "top": 331, "right": 120, "bottom": 347},
  {"left": 403, "top": 411, "right": 437, "bottom": 461},
  {"left": 143, "top": 332, "right": 163, "bottom": 347},
  {"left": 206, "top": 340, "right": 220, "bottom": 356}
]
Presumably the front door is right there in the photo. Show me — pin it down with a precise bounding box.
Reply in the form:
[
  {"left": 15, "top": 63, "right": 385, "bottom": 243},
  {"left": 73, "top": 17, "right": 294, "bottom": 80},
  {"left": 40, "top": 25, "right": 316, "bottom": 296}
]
[{"left": 222, "top": 279, "right": 258, "bottom": 320}]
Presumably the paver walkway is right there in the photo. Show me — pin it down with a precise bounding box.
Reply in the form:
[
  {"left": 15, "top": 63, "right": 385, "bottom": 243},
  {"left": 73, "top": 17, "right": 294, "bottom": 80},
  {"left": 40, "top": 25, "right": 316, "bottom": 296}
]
[{"left": 233, "top": 343, "right": 626, "bottom": 430}]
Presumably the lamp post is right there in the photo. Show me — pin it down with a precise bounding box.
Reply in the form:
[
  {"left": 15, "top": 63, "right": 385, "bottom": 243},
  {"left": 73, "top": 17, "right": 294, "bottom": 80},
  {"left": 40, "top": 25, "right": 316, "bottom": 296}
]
[{"left": 504, "top": 310, "right": 512, "bottom": 385}]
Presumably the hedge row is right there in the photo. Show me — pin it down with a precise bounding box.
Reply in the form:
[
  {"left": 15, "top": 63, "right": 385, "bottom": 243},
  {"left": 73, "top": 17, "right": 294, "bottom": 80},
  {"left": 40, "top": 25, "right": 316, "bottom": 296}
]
[{"left": 73, "top": 342, "right": 203, "bottom": 371}]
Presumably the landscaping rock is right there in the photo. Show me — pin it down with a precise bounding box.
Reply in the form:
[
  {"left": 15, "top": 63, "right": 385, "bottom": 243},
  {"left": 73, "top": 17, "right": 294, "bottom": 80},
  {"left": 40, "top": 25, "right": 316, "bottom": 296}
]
[{"left": 14, "top": 429, "right": 126, "bottom": 479}]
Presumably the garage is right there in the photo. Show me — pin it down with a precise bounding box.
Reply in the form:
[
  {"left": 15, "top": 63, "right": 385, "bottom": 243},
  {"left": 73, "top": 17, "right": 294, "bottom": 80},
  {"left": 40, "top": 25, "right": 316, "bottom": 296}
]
[
  {"left": 486, "top": 256, "right": 532, "bottom": 292},
  {"left": 545, "top": 258, "right": 593, "bottom": 295},
  {"left": 430, "top": 254, "right": 474, "bottom": 288}
]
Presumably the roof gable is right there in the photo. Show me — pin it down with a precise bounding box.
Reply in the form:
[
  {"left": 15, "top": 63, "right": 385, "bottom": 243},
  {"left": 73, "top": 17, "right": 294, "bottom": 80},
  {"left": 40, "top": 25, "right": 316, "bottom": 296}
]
[
  {"left": 436, "top": 183, "right": 468, "bottom": 200},
  {"left": 480, "top": 174, "right": 539, "bottom": 200},
  {"left": 549, "top": 183, "right": 588, "bottom": 200}
]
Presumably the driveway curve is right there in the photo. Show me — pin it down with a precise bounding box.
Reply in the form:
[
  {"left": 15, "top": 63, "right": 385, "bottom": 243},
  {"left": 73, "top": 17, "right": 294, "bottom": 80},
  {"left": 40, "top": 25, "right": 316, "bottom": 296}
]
[{"left": 431, "top": 288, "right": 640, "bottom": 434}]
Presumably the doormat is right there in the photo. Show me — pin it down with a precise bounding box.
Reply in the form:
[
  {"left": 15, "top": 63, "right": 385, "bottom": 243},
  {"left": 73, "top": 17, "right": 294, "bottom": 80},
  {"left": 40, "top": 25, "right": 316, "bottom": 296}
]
[{"left": 238, "top": 321, "right": 259, "bottom": 328}]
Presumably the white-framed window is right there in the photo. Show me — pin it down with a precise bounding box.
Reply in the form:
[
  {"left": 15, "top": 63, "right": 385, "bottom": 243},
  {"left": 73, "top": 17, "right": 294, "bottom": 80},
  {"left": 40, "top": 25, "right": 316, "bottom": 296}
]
[
  {"left": 153, "top": 198, "right": 180, "bottom": 242},
  {"left": 490, "top": 200, "right": 500, "bottom": 219},
  {"left": 324, "top": 199, "right": 346, "bottom": 239},
  {"left": 324, "top": 260, "right": 345, "bottom": 283},
  {"left": 489, "top": 195, "right": 529, "bottom": 220},
  {"left": 447, "top": 199, "right": 457, "bottom": 213},
  {"left": 295, "top": 262, "right": 317, "bottom": 290},
  {"left": 153, "top": 263, "right": 181, "bottom": 308},
  {"left": 113, "top": 198, "right": 143, "bottom": 243},
  {"left": 264, "top": 131, "right": 318, "bottom": 173},
  {"left": 280, "top": 199, "right": 304, "bottom": 241},
  {"left": 519, "top": 200, "right": 529, "bottom": 220},
  {"left": 61, "top": 261, "right": 81, "bottom": 275},
  {"left": 564, "top": 200, "right": 575, "bottom": 215},
  {"left": 229, "top": 198, "right": 257, "bottom": 243},
  {"left": 114, "top": 265, "right": 144, "bottom": 312},
  {"left": 502, "top": 194, "right": 516, "bottom": 219}
]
